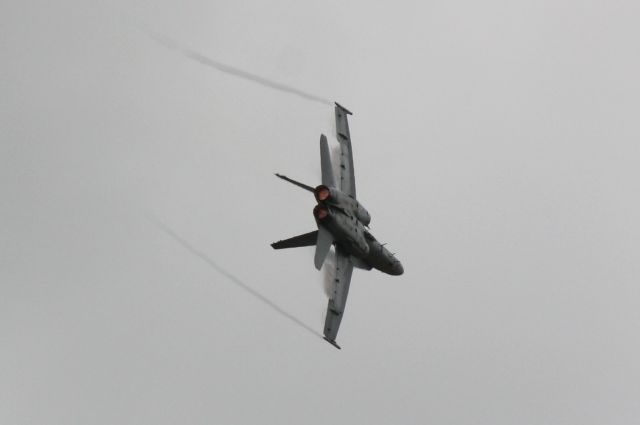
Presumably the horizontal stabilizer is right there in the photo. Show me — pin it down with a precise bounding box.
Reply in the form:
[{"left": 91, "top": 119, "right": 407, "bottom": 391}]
[
  {"left": 274, "top": 173, "right": 314, "bottom": 193},
  {"left": 271, "top": 231, "right": 318, "bottom": 250}
]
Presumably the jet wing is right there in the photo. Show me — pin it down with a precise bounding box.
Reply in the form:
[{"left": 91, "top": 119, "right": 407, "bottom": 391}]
[
  {"left": 323, "top": 246, "right": 354, "bottom": 349},
  {"left": 334, "top": 103, "right": 356, "bottom": 199}
]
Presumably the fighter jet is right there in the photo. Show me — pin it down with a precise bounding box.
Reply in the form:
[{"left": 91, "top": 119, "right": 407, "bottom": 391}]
[{"left": 271, "top": 103, "right": 404, "bottom": 349}]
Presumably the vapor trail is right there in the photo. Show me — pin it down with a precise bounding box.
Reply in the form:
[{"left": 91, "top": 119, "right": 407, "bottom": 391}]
[
  {"left": 148, "top": 32, "right": 333, "bottom": 106},
  {"left": 149, "top": 216, "right": 323, "bottom": 340}
]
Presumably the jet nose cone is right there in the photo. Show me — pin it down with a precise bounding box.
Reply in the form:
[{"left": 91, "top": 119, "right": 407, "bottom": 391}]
[{"left": 391, "top": 261, "right": 404, "bottom": 276}]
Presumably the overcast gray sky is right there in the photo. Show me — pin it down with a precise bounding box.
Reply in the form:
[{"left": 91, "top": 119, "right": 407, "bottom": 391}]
[{"left": 2, "top": 0, "right": 640, "bottom": 424}]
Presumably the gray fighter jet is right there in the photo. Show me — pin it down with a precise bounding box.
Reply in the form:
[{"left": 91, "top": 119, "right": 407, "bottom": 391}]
[{"left": 271, "top": 103, "right": 404, "bottom": 349}]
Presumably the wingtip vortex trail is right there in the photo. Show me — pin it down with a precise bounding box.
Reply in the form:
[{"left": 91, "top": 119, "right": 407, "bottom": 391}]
[{"left": 146, "top": 31, "right": 333, "bottom": 106}]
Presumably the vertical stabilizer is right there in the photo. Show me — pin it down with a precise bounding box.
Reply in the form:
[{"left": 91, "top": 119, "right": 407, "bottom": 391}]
[
  {"left": 314, "top": 226, "right": 333, "bottom": 270},
  {"left": 320, "top": 134, "right": 336, "bottom": 188}
]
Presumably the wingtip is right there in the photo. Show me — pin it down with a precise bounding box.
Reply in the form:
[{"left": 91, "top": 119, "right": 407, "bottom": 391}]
[
  {"left": 323, "top": 337, "right": 341, "bottom": 349},
  {"left": 334, "top": 102, "right": 353, "bottom": 115}
]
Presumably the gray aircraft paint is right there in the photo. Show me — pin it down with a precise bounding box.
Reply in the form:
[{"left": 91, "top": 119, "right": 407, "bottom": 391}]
[
  {"left": 3, "top": 1, "right": 640, "bottom": 423},
  {"left": 272, "top": 104, "right": 403, "bottom": 348}
]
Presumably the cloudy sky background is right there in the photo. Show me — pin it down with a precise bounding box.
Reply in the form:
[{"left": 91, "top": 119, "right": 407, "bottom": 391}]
[{"left": 2, "top": 0, "right": 640, "bottom": 423}]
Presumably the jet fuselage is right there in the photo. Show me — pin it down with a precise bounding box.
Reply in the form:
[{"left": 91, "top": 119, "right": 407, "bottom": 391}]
[{"left": 313, "top": 185, "right": 404, "bottom": 276}]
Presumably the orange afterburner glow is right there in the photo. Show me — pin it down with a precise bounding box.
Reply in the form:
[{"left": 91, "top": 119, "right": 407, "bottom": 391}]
[
  {"left": 315, "top": 185, "right": 331, "bottom": 202},
  {"left": 314, "top": 205, "right": 329, "bottom": 220}
]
